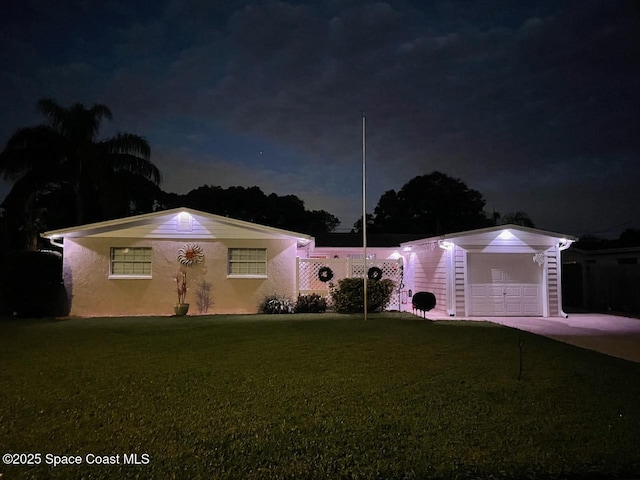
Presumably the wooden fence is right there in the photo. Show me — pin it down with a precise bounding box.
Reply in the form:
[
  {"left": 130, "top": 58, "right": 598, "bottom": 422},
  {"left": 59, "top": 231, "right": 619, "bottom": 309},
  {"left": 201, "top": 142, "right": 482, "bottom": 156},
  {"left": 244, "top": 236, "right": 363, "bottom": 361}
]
[{"left": 563, "top": 263, "right": 640, "bottom": 315}]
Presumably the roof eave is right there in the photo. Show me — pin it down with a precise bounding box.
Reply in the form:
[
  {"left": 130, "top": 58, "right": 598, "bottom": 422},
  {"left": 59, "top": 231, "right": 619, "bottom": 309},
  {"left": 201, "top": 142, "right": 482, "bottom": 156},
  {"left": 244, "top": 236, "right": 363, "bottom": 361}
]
[
  {"left": 41, "top": 207, "right": 314, "bottom": 243},
  {"left": 400, "top": 224, "right": 578, "bottom": 247}
]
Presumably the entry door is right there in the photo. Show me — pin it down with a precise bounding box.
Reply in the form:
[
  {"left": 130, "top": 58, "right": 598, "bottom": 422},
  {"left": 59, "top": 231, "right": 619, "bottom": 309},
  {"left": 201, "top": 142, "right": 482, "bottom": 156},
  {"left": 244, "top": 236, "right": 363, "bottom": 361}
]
[{"left": 468, "top": 253, "right": 543, "bottom": 316}]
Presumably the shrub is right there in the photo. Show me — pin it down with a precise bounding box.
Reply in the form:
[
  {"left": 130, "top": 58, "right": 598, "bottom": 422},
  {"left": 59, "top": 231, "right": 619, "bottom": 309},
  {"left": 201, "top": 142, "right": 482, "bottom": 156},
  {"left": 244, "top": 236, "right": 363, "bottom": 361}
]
[
  {"left": 294, "top": 294, "right": 327, "bottom": 313},
  {"left": 259, "top": 294, "right": 294, "bottom": 314},
  {"left": 2, "top": 250, "right": 67, "bottom": 317},
  {"left": 330, "top": 278, "right": 395, "bottom": 313}
]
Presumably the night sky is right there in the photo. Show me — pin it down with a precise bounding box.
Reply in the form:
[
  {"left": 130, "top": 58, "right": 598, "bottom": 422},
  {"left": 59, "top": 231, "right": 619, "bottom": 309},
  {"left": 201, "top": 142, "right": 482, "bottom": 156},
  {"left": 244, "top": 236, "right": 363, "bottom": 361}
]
[{"left": 1, "top": 0, "right": 638, "bottom": 237}]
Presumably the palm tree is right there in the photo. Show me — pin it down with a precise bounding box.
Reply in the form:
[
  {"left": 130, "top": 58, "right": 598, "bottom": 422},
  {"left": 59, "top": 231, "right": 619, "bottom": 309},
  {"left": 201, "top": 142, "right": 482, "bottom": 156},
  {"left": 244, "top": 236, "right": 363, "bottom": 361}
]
[{"left": 0, "top": 98, "right": 161, "bottom": 229}]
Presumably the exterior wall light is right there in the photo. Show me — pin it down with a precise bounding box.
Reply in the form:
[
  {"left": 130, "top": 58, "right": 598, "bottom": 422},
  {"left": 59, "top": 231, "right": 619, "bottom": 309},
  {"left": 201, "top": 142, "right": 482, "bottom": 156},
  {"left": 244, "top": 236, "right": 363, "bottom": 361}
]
[
  {"left": 438, "top": 240, "right": 454, "bottom": 250},
  {"left": 177, "top": 211, "right": 193, "bottom": 232},
  {"left": 498, "top": 230, "right": 515, "bottom": 240}
]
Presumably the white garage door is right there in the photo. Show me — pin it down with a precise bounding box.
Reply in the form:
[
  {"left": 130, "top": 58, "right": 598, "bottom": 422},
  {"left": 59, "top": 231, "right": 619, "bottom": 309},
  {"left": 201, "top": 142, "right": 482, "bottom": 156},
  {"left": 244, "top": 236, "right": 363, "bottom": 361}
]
[{"left": 468, "top": 253, "right": 542, "bottom": 316}]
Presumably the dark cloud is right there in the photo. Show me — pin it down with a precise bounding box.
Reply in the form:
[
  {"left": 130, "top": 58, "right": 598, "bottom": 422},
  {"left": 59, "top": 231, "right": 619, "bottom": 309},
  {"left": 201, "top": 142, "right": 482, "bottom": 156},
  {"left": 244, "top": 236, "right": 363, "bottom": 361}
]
[{"left": 1, "top": 0, "right": 638, "bottom": 236}]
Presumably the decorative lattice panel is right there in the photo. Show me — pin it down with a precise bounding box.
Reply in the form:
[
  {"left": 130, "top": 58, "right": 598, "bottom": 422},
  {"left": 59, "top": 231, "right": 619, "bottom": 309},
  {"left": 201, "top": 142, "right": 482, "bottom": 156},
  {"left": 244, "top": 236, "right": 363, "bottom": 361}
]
[{"left": 297, "top": 258, "right": 404, "bottom": 310}]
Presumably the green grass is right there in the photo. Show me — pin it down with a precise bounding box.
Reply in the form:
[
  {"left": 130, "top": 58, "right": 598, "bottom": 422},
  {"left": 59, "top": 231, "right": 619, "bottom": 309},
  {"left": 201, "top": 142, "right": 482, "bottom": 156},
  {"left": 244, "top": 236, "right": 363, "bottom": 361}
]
[{"left": 1, "top": 313, "right": 639, "bottom": 479}]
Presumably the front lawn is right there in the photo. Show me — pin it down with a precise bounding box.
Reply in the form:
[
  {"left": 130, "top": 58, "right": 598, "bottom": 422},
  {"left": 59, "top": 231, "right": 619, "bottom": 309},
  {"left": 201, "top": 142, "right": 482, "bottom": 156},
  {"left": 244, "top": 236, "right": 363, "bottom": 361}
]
[{"left": 1, "top": 313, "right": 639, "bottom": 479}]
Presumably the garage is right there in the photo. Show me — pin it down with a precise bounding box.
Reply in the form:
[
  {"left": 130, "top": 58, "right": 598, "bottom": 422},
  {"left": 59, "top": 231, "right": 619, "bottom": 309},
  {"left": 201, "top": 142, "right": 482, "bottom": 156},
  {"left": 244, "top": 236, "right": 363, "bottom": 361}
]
[
  {"left": 401, "top": 224, "right": 576, "bottom": 318},
  {"left": 468, "top": 253, "right": 542, "bottom": 316}
]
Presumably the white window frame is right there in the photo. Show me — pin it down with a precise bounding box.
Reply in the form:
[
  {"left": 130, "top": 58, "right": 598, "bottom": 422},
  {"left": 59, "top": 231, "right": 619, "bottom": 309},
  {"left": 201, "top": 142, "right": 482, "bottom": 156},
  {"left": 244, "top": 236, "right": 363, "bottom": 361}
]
[
  {"left": 109, "top": 247, "right": 152, "bottom": 279},
  {"left": 227, "top": 248, "right": 267, "bottom": 278}
]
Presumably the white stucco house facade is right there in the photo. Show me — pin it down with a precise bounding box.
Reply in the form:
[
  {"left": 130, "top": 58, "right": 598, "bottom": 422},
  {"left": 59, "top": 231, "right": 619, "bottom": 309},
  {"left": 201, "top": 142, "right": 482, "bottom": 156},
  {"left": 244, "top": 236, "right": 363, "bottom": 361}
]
[
  {"left": 43, "top": 208, "right": 312, "bottom": 316},
  {"left": 43, "top": 208, "right": 576, "bottom": 318}
]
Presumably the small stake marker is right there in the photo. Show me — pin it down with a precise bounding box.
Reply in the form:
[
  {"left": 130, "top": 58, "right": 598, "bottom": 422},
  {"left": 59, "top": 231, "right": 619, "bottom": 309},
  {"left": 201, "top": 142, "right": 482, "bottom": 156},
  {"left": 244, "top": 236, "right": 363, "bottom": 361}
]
[{"left": 518, "top": 335, "right": 524, "bottom": 381}]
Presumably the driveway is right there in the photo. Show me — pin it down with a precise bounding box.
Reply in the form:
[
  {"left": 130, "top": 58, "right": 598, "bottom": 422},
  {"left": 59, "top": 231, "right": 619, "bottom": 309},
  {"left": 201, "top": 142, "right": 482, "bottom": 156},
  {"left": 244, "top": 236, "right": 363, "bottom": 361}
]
[{"left": 478, "top": 314, "right": 640, "bottom": 363}]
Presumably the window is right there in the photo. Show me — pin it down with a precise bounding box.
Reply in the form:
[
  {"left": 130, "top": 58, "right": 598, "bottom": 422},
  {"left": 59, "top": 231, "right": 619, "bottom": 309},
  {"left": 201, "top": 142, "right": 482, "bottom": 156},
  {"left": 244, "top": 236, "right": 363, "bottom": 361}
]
[
  {"left": 110, "top": 247, "right": 152, "bottom": 277},
  {"left": 228, "top": 248, "right": 267, "bottom": 276}
]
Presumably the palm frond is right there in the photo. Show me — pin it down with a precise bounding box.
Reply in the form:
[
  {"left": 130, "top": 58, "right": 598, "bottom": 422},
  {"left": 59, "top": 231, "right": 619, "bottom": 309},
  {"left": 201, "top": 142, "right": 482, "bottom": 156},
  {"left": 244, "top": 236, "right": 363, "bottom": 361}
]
[
  {"left": 3, "top": 98, "right": 163, "bottom": 226},
  {"left": 102, "top": 133, "right": 151, "bottom": 159},
  {"left": 36, "top": 98, "right": 66, "bottom": 131},
  {"left": 0, "top": 126, "right": 64, "bottom": 180},
  {"left": 109, "top": 153, "right": 162, "bottom": 185},
  {"left": 89, "top": 104, "right": 113, "bottom": 123},
  {"left": 38, "top": 98, "right": 112, "bottom": 141},
  {"left": 64, "top": 102, "right": 112, "bottom": 142},
  {"left": 88, "top": 103, "right": 113, "bottom": 138}
]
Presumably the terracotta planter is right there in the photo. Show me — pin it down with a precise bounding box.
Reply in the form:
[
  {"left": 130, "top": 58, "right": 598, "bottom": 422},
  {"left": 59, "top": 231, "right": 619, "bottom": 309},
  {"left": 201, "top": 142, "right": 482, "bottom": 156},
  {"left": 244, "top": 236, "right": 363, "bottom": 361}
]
[{"left": 174, "top": 303, "right": 190, "bottom": 316}]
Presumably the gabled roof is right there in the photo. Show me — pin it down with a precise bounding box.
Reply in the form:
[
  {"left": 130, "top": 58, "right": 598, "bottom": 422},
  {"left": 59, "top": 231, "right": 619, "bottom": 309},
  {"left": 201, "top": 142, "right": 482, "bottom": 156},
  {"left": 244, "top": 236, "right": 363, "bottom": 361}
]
[
  {"left": 401, "top": 224, "right": 577, "bottom": 247},
  {"left": 42, "top": 207, "right": 313, "bottom": 245}
]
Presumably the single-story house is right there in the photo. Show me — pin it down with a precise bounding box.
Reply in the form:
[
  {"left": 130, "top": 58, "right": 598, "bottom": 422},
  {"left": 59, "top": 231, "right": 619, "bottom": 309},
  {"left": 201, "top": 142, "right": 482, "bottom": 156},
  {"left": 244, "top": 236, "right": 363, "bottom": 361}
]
[
  {"left": 42, "top": 207, "right": 312, "bottom": 316},
  {"left": 401, "top": 225, "right": 576, "bottom": 318},
  {"left": 43, "top": 208, "right": 576, "bottom": 318}
]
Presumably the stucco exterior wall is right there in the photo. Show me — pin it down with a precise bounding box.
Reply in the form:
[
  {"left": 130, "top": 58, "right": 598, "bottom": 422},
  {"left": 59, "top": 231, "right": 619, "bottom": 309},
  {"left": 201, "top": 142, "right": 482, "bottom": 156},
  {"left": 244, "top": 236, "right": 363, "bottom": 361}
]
[{"left": 63, "top": 237, "right": 298, "bottom": 316}]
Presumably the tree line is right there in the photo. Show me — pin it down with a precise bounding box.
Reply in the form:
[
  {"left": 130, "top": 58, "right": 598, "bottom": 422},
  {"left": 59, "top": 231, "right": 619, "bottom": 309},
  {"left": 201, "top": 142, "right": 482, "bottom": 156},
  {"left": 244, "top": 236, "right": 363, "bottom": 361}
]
[
  {"left": 1, "top": 98, "right": 536, "bottom": 251},
  {"left": 0, "top": 99, "right": 340, "bottom": 250},
  {"left": 352, "top": 171, "right": 534, "bottom": 235}
]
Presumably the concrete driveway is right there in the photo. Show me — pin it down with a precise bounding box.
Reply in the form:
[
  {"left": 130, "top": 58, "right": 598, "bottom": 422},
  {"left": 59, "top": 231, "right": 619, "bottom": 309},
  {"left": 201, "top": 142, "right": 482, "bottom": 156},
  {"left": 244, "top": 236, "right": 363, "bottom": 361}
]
[{"left": 478, "top": 314, "right": 640, "bottom": 363}]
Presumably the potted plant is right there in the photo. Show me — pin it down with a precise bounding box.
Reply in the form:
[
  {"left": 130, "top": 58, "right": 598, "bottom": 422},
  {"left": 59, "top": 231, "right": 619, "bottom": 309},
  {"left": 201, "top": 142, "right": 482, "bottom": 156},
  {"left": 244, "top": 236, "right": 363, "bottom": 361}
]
[
  {"left": 174, "top": 270, "right": 189, "bottom": 316},
  {"left": 173, "top": 243, "right": 205, "bottom": 316}
]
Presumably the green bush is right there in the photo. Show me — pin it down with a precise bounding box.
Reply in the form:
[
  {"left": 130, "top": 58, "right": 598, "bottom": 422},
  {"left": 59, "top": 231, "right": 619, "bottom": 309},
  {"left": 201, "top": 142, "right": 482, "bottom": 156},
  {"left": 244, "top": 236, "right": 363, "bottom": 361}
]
[
  {"left": 2, "top": 250, "right": 67, "bottom": 317},
  {"left": 258, "top": 294, "right": 294, "bottom": 314},
  {"left": 294, "top": 294, "right": 327, "bottom": 313},
  {"left": 330, "top": 277, "right": 395, "bottom": 313}
]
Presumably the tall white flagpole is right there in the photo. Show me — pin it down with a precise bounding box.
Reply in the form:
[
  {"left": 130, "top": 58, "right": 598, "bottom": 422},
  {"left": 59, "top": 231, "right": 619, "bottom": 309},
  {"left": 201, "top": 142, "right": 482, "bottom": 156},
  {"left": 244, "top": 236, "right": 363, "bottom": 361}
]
[{"left": 362, "top": 115, "right": 368, "bottom": 321}]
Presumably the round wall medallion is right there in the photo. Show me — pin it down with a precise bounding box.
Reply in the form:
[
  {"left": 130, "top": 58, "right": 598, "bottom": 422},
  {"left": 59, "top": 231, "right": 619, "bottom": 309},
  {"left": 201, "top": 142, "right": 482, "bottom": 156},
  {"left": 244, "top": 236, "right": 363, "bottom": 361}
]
[{"left": 178, "top": 243, "right": 205, "bottom": 266}]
